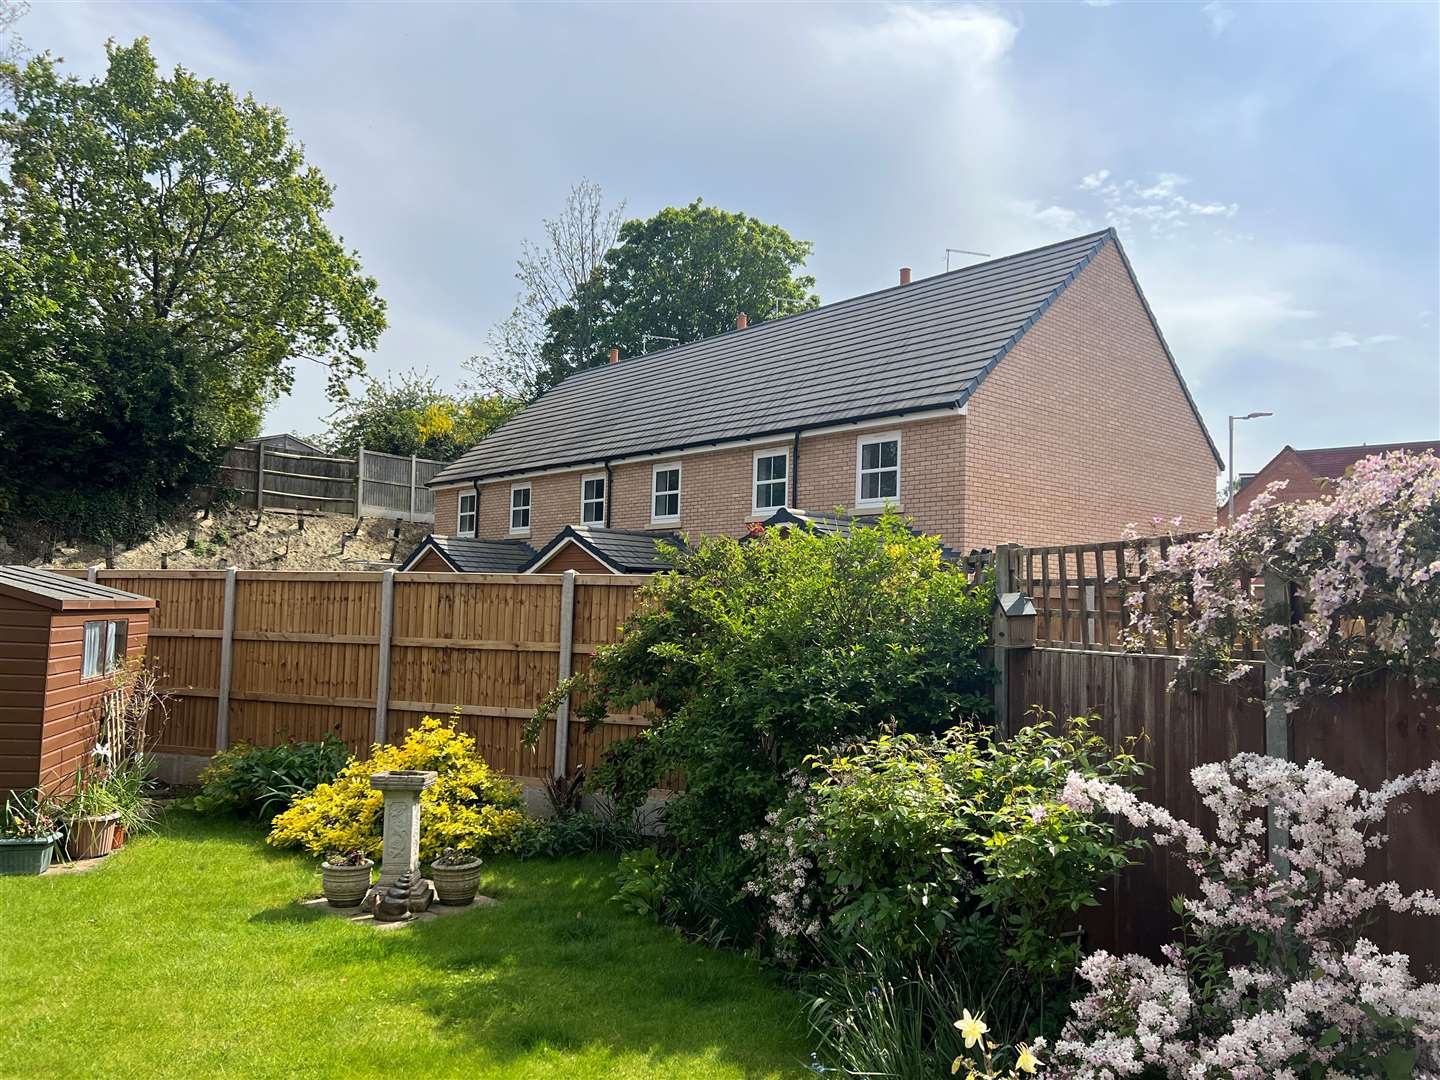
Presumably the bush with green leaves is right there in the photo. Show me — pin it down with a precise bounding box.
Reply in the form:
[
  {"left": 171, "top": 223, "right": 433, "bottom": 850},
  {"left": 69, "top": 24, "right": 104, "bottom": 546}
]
[
  {"left": 191, "top": 736, "right": 350, "bottom": 822},
  {"left": 533, "top": 512, "right": 994, "bottom": 937}
]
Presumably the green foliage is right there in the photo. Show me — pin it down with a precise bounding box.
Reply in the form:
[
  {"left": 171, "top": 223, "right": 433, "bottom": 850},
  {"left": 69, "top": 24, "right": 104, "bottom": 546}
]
[
  {"left": 517, "top": 809, "right": 645, "bottom": 860},
  {"left": 0, "top": 38, "right": 384, "bottom": 543},
  {"left": 767, "top": 716, "right": 1145, "bottom": 978},
  {"left": 323, "top": 370, "right": 518, "bottom": 461},
  {"left": 267, "top": 718, "right": 526, "bottom": 861},
  {"left": 535, "top": 198, "right": 819, "bottom": 391},
  {"left": 536, "top": 513, "right": 994, "bottom": 937},
  {"left": 190, "top": 736, "right": 349, "bottom": 822}
]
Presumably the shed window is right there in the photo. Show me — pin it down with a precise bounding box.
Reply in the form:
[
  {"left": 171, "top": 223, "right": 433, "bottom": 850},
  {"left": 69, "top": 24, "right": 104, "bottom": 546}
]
[
  {"left": 753, "top": 450, "right": 788, "bottom": 513},
  {"left": 856, "top": 433, "right": 900, "bottom": 507},
  {"left": 581, "top": 474, "right": 606, "bottom": 525},
  {"left": 457, "top": 492, "right": 477, "bottom": 536},
  {"left": 510, "top": 483, "right": 532, "bottom": 534},
  {"left": 652, "top": 464, "right": 681, "bottom": 523},
  {"left": 82, "top": 619, "right": 128, "bottom": 680}
]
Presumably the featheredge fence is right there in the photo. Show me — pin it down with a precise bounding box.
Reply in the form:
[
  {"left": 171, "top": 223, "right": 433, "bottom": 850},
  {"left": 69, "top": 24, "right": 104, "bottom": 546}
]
[
  {"left": 216, "top": 443, "right": 445, "bottom": 522},
  {"left": 56, "top": 568, "right": 647, "bottom": 782}
]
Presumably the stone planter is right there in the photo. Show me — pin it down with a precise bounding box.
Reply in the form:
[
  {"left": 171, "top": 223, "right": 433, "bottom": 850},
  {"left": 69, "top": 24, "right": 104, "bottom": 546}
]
[
  {"left": 431, "top": 856, "right": 483, "bottom": 905},
  {"left": 321, "top": 859, "right": 375, "bottom": 907},
  {"left": 0, "top": 833, "right": 61, "bottom": 876},
  {"left": 65, "top": 812, "right": 120, "bottom": 860}
]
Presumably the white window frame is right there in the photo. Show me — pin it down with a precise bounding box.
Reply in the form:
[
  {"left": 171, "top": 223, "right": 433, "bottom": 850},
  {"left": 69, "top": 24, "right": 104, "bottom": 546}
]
[
  {"left": 457, "top": 492, "right": 477, "bottom": 536},
  {"left": 580, "top": 472, "right": 607, "bottom": 526},
  {"left": 855, "top": 431, "right": 902, "bottom": 508},
  {"left": 752, "top": 448, "right": 789, "bottom": 515},
  {"left": 509, "top": 482, "right": 532, "bottom": 535},
  {"left": 651, "top": 462, "right": 681, "bottom": 525},
  {"left": 82, "top": 619, "right": 127, "bottom": 680}
]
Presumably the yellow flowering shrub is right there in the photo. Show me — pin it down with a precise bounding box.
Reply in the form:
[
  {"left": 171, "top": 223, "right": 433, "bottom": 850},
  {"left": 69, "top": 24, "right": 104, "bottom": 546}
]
[{"left": 266, "top": 717, "right": 526, "bottom": 861}]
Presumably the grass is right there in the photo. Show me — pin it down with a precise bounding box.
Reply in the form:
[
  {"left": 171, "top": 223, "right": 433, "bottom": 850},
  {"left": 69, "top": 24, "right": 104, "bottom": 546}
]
[{"left": 0, "top": 812, "right": 810, "bottom": 1079}]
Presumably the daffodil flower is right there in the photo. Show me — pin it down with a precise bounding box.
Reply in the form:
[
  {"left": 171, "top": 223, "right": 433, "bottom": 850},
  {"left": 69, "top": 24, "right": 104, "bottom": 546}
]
[
  {"left": 1015, "top": 1043, "right": 1041, "bottom": 1074},
  {"left": 954, "top": 1009, "right": 989, "bottom": 1049}
]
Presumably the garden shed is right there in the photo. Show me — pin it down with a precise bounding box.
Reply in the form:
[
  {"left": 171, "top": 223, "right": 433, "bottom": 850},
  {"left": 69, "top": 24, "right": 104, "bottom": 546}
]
[{"left": 0, "top": 566, "right": 156, "bottom": 799}]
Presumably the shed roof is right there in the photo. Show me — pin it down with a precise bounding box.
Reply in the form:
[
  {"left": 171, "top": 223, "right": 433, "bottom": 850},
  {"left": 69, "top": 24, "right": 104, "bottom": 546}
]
[
  {"left": 525, "top": 526, "right": 682, "bottom": 574},
  {"left": 398, "top": 536, "right": 536, "bottom": 574},
  {"left": 434, "top": 229, "right": 1220, "bottom": 484},
  {"left": 0, "top": 566, "right": 157, "bottom": 611}
]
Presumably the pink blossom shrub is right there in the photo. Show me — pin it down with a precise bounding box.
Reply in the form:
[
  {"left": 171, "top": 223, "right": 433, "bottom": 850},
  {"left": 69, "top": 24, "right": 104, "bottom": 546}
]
[
  {"left": 1121, "top": 450, "right": 1439, "bottom": 713},
  {"left": 1047, "top": 753, "right": 1440, "bottom": 1078}
]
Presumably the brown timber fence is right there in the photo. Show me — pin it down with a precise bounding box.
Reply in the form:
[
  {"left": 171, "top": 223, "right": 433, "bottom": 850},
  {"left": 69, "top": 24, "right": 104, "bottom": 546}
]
[{"left": 57, "top": 568, "right": 646, "bottom": 782}]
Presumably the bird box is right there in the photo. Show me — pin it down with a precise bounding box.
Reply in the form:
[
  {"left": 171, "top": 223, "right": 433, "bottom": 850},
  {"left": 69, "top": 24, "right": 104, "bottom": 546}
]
[{"left": 994, "top": 591, "right": 1037, "bottom": 649}]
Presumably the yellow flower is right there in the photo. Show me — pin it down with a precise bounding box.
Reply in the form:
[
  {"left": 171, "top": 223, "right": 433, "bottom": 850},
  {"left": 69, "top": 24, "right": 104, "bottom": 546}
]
[
  {"left": 954, "top": 1009, "right": 989, "bottom": 1049},
  {"left": 1015, "top": 1043, "right": 1041, "bottom": 1074}
]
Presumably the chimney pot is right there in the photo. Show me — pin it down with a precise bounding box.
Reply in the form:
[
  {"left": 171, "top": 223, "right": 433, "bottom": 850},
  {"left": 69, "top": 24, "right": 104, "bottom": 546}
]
[
  {"left": 899, "top": 266, "right": 912, "bottom": 286},
  {"left": 735, "top": 312, "right": 749, "bottom": 331},
  {"left": 608, "top": 347, "right": 619, "bottom": 365}
]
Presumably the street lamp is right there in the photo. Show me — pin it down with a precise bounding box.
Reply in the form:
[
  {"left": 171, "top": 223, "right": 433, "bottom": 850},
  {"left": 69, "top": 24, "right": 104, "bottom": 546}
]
[{"left": 1227, "top": 411, "right": 1273, "bottom": 525}]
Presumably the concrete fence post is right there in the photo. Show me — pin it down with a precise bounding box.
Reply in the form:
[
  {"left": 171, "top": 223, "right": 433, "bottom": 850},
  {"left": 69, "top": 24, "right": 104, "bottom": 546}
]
[
  {"left": 86, "top": 565, "right": 98, "bottom": 584},
  {"left": 408, "top": 454, "right": 418, "bottom": 521},
  {"left": 374, "top": 568, "right": 396, "bottom": 745},
  {"left": 356, "top": 448, "right": 366, "bottom": 521},
  {"left": 255, "top": 443, "right": 266, "bottom": 511},
  {"left": 1262, "top": 566, "right": 1294, "bottom": 874},
  {"left": 552, "top": 569, "right": 578, "bottom": 778},
  {"left": 216, "top": 566, "right": 238, "bottom": 751}
]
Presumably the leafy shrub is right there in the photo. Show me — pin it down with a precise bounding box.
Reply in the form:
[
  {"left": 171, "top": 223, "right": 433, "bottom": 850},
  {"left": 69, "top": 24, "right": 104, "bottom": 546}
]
[
  {"left": 534, "top": 513, "right": 994, "bottom": 932},
  {"left": 517, "top": 809, "right": 645, "bottom": 860},
  {"left": 1051, "top": 753, "right": 1440, "bottom": 1077},
  {"left": 267, "top": 717, "right": 525, "bottom": 861},
  {"left": 192, "top": 736, "right": 349, "bottom": 822}
]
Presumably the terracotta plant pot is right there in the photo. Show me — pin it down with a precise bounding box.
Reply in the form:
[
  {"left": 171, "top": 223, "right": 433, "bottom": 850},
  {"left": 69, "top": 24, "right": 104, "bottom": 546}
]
[
  {"left": 111, "top": 825, "right": 127, "bottom": 850},
  {"left": 321, "top": 859, "right": 374, "bottom": 907},
  {"left": 0, "top": 833, "right": 61, "bottom": 876},
  {"left": 431, "top": 856, "right": 483, "bottom": 905},
  {"left": 65, "top": 812, "right": 120, "bottom": 860}
]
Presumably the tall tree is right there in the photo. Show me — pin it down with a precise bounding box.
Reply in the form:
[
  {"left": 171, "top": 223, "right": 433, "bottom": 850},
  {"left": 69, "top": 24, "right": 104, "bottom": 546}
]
[
  {"left": 0, "top": 38, "right": 385, "bottom": 544},
  {"left": 538, "top": 198, "right": 819, "bottom": 391},
  {"left": 472, "top": 180, "right": 623, "bottom": 400}
]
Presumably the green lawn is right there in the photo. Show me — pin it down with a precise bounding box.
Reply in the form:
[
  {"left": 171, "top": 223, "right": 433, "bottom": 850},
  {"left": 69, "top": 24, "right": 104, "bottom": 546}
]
[{"left": 0, "top": 813, "right": 809, "bottom": 1079}]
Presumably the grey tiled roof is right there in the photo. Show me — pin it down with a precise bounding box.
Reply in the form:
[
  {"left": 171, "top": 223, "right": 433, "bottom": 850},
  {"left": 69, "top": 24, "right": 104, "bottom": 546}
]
[
  {"left": 433, "top": 231, "right": 1118, "bottom": 485},
  {"left": 526, "top": 526, "right": 682, "bottom": 573},
  {"left": 0, "top": 566, "right": 157, "bottom": 610},
  {"left": 400, "top": 536, "right": 535, "bottom": 573}
]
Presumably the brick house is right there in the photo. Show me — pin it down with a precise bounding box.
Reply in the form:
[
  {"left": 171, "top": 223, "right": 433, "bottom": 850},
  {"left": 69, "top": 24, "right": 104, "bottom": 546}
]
[
  {"left": 414, "top": 229, "right": 1221, "bottom": 574},
  {"left": 1218, "top": 440, "right": 1440, "bottom": 525}
]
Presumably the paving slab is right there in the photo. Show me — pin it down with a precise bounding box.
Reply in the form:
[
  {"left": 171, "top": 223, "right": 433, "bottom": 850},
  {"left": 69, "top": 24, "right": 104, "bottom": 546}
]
[{"left": 298, "top": 893, "right": 496, "bottom": 930}]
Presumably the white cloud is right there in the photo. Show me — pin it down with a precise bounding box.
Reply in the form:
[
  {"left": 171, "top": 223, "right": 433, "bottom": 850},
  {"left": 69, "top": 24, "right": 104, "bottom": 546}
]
[
  {"left": 1079, "top": 169, "right": 1111, "bottom": 190},
  {"left": 1201, "top": 1, "right": 1235, "bottom": 35},
  {"left": 1301, "top": 331, "right": 1403, "bottom": 351},
  {"left": 817, "top": 4, "right": 1019, "bottom": 74},
  {"left": 1082, "top": 0, "right": 1117, "bottom": 7},
  {"left": 1009, "top": 200, "right": 1092, "bottom": 234}
]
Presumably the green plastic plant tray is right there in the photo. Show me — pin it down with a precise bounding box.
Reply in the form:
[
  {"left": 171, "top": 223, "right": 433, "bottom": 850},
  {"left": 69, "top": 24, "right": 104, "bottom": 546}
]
[{"left": 0, "top": 834, "right": 61, "bottom": 876}]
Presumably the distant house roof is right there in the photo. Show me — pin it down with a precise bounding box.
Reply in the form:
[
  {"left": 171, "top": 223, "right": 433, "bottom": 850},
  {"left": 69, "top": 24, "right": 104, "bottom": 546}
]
[
  {"left": 242, "top": 433, "right": 327, "bottom": 456},
  {"left": 0, "top": 566, "right": 157, "bottom": 611},
  {"left": 398, "top": 536, "right": 535, "bottom": 574},
  {"left": 432, "top": 229, "right": 1220, "bottom": 487},
  {"left": 525, "top": 526, "right": 682, "bottom": 574},
  {"left": 1292, "top": 441, "right": 1440, "bottom": 480}
]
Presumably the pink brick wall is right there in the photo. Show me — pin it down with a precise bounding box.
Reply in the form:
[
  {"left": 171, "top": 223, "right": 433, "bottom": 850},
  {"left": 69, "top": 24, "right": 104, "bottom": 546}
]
[{"left": 959, "top": 243, "right": 1218, "bottom": 549}]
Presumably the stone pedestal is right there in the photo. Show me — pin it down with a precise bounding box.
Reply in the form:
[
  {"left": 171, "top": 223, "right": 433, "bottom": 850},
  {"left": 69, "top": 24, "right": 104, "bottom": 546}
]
[{"left": 371, "top": 769, "right": 436, "bottom": 888}]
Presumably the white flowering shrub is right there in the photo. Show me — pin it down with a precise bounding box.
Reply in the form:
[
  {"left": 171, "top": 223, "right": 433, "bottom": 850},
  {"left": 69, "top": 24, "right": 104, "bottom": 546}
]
[
  {"left": 1048, "top": 753, "right": 1440, "bottom": 1078},
  {"left": 1122, "top": 450, "right": 1439, "bottom": 714}
]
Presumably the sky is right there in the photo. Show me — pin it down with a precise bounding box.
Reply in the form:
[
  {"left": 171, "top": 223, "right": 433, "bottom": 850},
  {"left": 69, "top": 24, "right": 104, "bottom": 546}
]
[{"left": 14, "top": 0, "right": 1440, "bottom": 477}]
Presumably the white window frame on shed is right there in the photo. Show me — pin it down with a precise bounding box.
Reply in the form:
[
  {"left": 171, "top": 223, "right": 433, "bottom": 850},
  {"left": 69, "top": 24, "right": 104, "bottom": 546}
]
[
  {"left": 509, "top": 482, "right": 532, "bottom": 535},
  {"left": 82, "top": 618, "right": 128, "bottom": 681},
  {"left": 752, "top": 448, "right": 789, "bottom": 515},
  {"left": 580, "top": 472, "right": 607, "bottom": 525},
  {"left": 855, "top": 431, "right": 901, "bottom": 508},
  {"left": 651, "top": 463, "right": 681, "bottom": 525},
  {"left": 457, "top": 492, "right": 477, "bottom": 536}
]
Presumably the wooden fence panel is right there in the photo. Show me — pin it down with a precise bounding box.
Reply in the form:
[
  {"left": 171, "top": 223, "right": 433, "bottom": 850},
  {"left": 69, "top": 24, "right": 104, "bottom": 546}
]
[{"left": 1008, "top": 647, "right": 1439, "bottom": 972}]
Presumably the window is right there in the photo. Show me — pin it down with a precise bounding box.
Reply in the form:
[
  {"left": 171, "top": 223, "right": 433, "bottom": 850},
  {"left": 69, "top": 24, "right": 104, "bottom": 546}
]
[
  {"left": 652, "top": 463, "right": 681, "bottom": 523},
  {"left": 581, "top": 473, "right": 606, "bottom": 525},
  {"left": 457, "top": 492, "right": 477, "bottom": 536},
  {"left": 753, "top": 449, "right": 788, "bottom": 513},
  {"left": 856, "top": 433, "right": 900, "bottom": 507},
  {"left": 510, "top": 483, "right": 532, "bottom": 533},
  {"left": 82, "top": 619, "right": 127, "bottom": 680}
]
